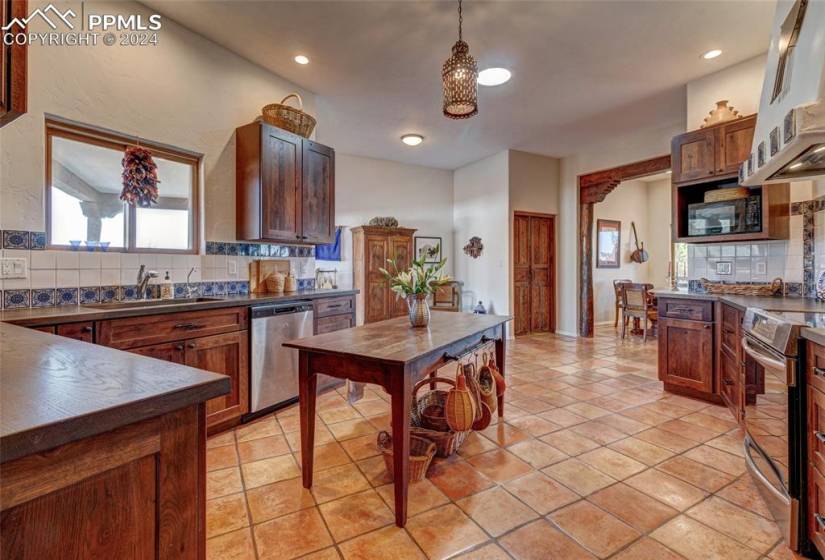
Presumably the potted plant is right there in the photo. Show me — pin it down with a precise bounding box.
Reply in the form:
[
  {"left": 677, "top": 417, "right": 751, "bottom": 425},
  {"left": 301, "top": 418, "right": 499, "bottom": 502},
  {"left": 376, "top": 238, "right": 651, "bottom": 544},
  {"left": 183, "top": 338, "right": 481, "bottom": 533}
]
[{"left": 380, "top": 256, "right": 451, "bottom": 327}]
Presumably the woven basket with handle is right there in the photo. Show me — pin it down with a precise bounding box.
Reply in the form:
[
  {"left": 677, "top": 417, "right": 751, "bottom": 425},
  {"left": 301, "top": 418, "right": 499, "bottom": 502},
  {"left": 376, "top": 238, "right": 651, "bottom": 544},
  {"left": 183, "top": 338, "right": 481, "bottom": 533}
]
[
  {"left": 262, "top": 93, "right": 317, "bottom": 138},
  {"left": 699, "top": 277, "right": 784, "bottom": 296},
  {"left": 410, "top": 376, "right": 470, "bottom": 457},
  {"left": 377, "top": 431, "right": 436, "bottom": 482}
]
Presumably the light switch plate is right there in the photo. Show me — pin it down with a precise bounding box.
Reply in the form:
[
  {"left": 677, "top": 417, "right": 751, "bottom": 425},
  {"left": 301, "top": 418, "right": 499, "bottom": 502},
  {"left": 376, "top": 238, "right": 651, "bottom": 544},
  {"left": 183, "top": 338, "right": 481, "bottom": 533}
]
[
  {"left": 0, "top": 258, "right": 28, "bottom": 279},
  {"left": 755, "top": 261, "right": 767, "bottom": 275},
  {"left": 228, "top": 260, "right": 237, "bottom": 275}
]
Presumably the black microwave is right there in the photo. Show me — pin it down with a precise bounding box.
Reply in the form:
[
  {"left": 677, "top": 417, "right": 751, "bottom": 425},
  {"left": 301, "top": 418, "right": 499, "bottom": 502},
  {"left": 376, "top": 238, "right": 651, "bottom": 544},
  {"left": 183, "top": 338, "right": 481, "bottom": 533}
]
[{"left": 687, "top": 196, "right": 761, "bottom": 237}]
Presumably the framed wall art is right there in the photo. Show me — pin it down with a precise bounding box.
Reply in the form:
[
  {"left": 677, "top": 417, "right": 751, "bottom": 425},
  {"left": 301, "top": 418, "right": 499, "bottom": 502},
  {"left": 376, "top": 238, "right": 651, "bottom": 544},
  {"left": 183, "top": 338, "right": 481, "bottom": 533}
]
[
  {"left": 596, "top": 219, "right": 621, "bottom": 268},
  {"left": 415, "top": 236, "right": 442, "bottom": 263}
]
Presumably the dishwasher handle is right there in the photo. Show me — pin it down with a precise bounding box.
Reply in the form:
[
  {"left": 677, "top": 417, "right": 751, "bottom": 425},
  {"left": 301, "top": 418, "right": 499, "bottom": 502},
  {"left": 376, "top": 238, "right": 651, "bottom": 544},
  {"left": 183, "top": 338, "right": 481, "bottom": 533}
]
[{"left": 252, "top": 301, "right": 313, "bottom": 319}]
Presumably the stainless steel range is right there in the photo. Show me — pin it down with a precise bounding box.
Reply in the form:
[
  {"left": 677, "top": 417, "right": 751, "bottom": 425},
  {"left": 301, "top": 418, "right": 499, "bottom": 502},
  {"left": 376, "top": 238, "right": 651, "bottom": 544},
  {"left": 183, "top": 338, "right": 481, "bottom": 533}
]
[{"left": 741, "top": 307, "right": 825, "bottom": 552}]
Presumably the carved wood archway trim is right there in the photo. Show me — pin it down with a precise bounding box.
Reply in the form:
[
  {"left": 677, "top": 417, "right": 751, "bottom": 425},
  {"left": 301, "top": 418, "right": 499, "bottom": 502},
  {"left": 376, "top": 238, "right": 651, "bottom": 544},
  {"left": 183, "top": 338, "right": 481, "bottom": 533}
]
[{"left": 578, "top": 154, "right": 671, "bottom": 337}]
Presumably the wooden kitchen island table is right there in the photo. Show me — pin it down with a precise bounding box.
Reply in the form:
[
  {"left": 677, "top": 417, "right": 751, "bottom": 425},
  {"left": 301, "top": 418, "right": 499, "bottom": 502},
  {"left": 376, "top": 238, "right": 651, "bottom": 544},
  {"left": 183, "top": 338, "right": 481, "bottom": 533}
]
[{"left": 284, "top": 311, "right": 510, "bottom": 527}]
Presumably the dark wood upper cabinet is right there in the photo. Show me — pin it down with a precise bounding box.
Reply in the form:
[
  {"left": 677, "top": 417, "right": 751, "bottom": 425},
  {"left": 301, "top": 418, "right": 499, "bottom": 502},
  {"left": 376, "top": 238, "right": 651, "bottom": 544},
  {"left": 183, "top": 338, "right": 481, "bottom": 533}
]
[
  {"left": 671, "top": 115, "right": 789, "bottom": 244},
  {"left": 301, "top": 140, "right": 335, "bottom": 244},
  {"left": 0, "top": 0, "right": 27, "bottom": 128},
  {"left": 236, "top": 122, "right": 335, "bottom": 244},
  {"left": 671, "top": 115, "right": 756, "bottom": 185}
]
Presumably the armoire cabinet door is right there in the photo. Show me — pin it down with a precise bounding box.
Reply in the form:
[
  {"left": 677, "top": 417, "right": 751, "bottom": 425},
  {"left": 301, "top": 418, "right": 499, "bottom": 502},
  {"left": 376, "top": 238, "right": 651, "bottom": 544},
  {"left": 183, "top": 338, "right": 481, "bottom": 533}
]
[
  {"left": 301, "top": 140, "right": 335, "bottom": 244},
  {"left": 365, "top": 236, "right": 390, "bottom": 324},
  {"left": 261, "top": 126, "right": 302, "bottom": 242},
  {"left": 388, "top": 235, "right": 413, "bottom": 318}
]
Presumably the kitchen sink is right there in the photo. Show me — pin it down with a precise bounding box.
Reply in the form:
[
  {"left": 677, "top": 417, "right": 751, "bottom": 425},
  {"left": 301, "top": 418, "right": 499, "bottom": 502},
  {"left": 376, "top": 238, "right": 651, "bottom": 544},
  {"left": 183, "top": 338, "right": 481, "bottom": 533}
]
[{"left": 81, "top": 297, "right": 224, "bottom": 310}]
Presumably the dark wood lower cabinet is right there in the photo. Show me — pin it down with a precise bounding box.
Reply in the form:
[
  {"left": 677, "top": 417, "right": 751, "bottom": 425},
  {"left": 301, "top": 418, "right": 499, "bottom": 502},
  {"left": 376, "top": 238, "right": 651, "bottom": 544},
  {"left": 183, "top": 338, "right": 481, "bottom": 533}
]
[
  {"left": 186, "top": 331, "right": 249, "bottom": 430},
  {"left": 719, "top": 347, "right": 741, "bottom": 420},
  {"left": 658, "top": 316, "right": 715, "bottom": 395},
  {"left": 0, "top": 404, "right": 206, "bottom": 559}
]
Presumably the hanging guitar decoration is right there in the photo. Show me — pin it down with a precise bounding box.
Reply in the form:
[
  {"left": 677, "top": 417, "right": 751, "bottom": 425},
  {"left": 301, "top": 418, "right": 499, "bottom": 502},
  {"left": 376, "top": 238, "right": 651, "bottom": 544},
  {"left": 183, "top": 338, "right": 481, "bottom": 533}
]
[
  {"left": 630, "top": 222, "right": 649, "bottom": 263},
  {"left": 121, "top": 145, "right": 160, "bottom": 207}
]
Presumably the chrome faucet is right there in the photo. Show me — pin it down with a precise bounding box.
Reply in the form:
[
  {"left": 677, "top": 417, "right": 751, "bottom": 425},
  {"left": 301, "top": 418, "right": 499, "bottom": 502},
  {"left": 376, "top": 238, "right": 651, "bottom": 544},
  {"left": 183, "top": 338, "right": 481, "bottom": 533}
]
[
  {"left": 136, "top": 264, "right": 158, "bottom": 300},
  {"left": 184, "top": 266, "right": 198, "bottom": 298}
]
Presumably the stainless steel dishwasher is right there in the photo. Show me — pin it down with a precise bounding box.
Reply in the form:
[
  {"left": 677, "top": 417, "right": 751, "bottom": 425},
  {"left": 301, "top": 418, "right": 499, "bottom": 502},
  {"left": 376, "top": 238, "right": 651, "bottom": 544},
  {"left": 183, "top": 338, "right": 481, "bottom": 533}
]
[{"left": 250, "top": 301, "right": 314, "bottom": 414}]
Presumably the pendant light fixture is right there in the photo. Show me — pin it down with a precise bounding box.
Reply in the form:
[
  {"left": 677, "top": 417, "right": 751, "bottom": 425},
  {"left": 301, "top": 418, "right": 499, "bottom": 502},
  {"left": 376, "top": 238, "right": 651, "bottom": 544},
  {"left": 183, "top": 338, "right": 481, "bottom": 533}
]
[{"left": 442, "top": 0, "right": 478, "bottom": 119}]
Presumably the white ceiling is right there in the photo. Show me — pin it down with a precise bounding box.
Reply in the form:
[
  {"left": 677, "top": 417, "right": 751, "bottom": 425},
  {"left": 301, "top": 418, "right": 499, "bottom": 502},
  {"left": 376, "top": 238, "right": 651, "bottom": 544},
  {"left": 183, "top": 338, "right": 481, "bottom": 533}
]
[{"left": 142, "top": 0, "right": 776, "bottom": 170}]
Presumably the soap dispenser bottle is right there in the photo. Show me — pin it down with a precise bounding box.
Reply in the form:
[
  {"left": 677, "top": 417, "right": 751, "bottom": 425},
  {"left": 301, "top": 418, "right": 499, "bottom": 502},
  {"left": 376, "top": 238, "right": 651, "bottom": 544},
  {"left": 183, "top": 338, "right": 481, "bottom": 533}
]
[{"left": 161, "top": 271, "right": 174, "bottom": 300}]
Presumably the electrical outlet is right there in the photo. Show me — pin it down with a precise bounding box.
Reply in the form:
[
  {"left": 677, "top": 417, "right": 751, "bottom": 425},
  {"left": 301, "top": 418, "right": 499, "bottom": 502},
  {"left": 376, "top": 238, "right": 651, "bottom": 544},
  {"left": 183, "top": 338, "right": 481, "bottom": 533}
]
[
  {"left": 0, "top": 258, "right": 28, "bottom": 279},
  {"left": 228, "top": 260, "right": 237, "bottom": 275},
  {"left": 755, "top": 261, "right": 767, "bottom": 275}
]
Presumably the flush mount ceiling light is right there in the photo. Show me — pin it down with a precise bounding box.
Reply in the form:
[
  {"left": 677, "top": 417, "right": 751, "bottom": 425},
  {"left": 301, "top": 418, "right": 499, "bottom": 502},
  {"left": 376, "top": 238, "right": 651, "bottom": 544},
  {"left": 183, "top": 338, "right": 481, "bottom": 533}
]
[
  {"left": 401, "top": 134, "right": 424, "bottom": 146},
  {"left": 702, "top": 49, "right": 723, "bottom": 60},
  {"left": 442, "top": 0, "right": 478, "bottom": 119},
  {"left": 478, "top": 67, "right": 511, "bottom": 86},
  {"left": 294, "top": 55, "right": 310, "bottom": 65}
]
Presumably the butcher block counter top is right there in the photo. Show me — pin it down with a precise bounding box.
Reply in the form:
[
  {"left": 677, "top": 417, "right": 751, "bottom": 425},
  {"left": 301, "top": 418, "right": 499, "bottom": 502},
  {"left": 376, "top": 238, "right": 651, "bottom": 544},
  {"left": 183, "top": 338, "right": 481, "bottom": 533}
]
[{"left": 0, "top": 322, "right": 229, "bottom": 463}]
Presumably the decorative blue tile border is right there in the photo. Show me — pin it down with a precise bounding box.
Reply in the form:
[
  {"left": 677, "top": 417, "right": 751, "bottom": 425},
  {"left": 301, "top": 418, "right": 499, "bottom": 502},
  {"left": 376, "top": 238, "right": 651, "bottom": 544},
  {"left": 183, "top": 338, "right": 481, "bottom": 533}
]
[
  {"left": 206, "top": 240, "right": 313, "bottom": 258},
  {"left": 1, "top": 230, "right": 47, "bottom": 250},
  {"left": 0, "top": 280, "right": 290, "bottom": 310}
]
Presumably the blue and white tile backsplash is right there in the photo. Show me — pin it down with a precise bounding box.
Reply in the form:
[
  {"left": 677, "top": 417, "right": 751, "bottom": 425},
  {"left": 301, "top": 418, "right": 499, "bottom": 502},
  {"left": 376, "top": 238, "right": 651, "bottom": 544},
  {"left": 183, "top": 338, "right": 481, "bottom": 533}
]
[{"left": 0, "top": 231, "right": 317, "bottom": 309}]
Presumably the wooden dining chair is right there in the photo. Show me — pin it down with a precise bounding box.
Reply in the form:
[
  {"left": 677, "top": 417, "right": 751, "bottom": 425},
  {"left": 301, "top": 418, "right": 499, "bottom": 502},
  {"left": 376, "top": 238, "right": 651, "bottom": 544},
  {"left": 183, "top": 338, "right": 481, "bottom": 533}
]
[
  {"left": 621, "top": 283, "right": 657, "bottom": 342},
  {"left": 613, "top": 279, "right": 632, "bottom": 328}
]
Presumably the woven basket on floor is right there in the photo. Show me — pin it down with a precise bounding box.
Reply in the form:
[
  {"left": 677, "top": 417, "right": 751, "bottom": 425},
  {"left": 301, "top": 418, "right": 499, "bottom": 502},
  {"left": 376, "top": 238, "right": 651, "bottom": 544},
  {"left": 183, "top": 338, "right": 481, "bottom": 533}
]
[
  {"left": 411, "top": 376, "right": 453, "bottom": 432},
  {"left": 409, "top": 425, "right": 470, "bottom": 458},
  {"left": 261, "top": 93, "right": 317, "bottom": 138},
  {"left": 377, "top": 431, "right": 436, "bottom": 482}
]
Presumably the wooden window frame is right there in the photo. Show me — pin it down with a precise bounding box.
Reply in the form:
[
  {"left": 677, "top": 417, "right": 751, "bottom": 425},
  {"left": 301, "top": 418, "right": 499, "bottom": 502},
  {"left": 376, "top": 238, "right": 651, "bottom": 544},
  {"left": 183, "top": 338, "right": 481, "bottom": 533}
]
[{"left": 45, "top": 117, "right": 200, "bottom": 255}]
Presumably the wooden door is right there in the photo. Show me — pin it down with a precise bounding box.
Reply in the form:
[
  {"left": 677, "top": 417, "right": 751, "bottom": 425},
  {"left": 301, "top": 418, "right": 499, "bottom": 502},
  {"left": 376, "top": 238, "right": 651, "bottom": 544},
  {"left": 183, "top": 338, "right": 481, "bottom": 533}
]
[
  {"left": 0, "top": 0, "right": 27, "bottom": 128},
  {"left": 513, "top": 212, "right": 555, "bottom": 336},
  {"left": 658, "top": 317, "right": 714, "bottom": 393},
  {"left": 301, "top": 140, "right": 335, "bottom": 244},
  {"left": 185, "top": 331, "right": 249, "bottom": 428},
  {"left": 388, "top": 234, "right": 413, "bottom": 318},
  {"left": 718, "top": 116, "right": 756, "bottom": 176},
  {"left": 365, "top": 235, "right": 389, "bottom": 323},
  {"left": 261, "top": 125, "right": 302, "bottom": 241},
  {"left": 671, "top": 128, "right": 716, "bottom": 184}
]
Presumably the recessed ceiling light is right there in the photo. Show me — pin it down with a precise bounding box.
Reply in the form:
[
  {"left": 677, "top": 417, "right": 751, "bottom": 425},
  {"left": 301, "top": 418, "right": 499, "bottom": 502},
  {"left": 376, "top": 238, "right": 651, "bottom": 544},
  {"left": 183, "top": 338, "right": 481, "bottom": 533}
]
[
  {"left": 294, "top": 55, "right": 310, "bottom": 65},
  {"left": 401, "top": 134, "right": 424, "bottom": 146},
  {"left": 702, "top": 49, "right": 722, "bottom": 60},
  {"left": 477, "top": 67, "right": 511, "bottom": 86}
]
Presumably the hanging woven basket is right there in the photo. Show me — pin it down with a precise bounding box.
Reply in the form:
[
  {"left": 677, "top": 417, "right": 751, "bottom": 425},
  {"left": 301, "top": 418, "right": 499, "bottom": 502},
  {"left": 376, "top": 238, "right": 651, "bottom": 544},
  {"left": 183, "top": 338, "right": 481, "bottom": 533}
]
[{"left": 261, "top": 93, "right": 317, "bottom": 138}]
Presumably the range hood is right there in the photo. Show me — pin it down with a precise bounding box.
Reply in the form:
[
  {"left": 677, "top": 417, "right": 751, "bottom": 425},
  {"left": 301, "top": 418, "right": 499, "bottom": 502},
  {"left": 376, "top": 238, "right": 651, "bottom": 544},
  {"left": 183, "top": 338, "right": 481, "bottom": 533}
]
[{"left": 741, "top": 0, "right": 825, "bottom": 186}]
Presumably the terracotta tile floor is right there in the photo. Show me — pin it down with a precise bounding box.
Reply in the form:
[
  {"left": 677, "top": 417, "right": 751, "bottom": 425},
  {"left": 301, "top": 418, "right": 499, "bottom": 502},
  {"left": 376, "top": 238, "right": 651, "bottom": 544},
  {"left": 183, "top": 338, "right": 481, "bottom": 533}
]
[{"left": 206, "top": 326, "right": 804, "bottom": 559}]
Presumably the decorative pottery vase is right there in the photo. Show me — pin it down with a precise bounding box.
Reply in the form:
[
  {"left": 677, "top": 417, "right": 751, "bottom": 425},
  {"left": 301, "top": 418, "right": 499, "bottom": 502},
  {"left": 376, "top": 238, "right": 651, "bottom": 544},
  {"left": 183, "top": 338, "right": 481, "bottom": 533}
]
[{"left": 407, "top": 294, "right": 431, "bottom": 328}]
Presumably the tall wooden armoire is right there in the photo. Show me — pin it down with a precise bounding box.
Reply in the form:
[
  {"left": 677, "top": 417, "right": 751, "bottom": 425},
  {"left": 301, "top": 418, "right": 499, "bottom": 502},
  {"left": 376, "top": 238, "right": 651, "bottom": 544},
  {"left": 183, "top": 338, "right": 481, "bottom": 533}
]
[{"left": 352, "top": 226, "right": 416, "bottom": 324}]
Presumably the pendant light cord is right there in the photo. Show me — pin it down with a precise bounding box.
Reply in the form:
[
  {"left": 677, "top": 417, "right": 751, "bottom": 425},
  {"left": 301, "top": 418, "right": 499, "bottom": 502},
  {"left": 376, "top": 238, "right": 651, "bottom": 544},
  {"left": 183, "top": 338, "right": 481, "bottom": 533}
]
[{"left": 458, "top": 0, "right": 463, "bottom": 41}]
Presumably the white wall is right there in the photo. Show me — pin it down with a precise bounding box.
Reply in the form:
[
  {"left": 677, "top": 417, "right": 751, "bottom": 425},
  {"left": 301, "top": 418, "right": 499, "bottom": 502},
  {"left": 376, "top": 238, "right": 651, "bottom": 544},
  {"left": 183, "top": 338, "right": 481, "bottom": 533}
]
[
  {"left": 645, "top": 178, "right": 673, "bottom": 287},
  {"left": 453, "top": 151, "right": 510, "bottom": 315},
  {"left": 508, "top": 150, "right": 561, "bottom": 324},
  {"left": 557, "top": 121, "right": 684, "bottom": 335},
  {"left": 0, "top": 0, "right": 315, "bottom": 243},
  {"left": 686, "top": 54, "right": 767, "bottom": 130},
  {"left": 318, "top": 154, "right": 454, "bottom": 288}
]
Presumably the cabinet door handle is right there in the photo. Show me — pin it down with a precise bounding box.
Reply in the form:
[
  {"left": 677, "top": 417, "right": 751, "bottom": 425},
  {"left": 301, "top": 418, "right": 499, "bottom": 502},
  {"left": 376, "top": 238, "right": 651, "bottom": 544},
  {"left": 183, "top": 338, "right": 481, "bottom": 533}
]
[
  {"left": 723, "top": 378, "right": 734, "bottom": 386},
  {"left": 187, "top": 342, "right": 196, "bottom": 349},
  {"left": 816, "top": 513, "right": 825, "bottom": 531},
  {"left": 703, "top": 324, "right": 712, "bottom": 329},
  {"left": 816, "top": 431, "right": 825, "bottom": 444},
  {"left": 814, "top": 367, "right": 825, "bottom": 378},
  {"left": 82, "top": 326, "right": 93, "bottom": 332},
  {"left": 175, "top": 344, "right": 184, "bottom": 351},
  {"left": 174, "top": 323, "right": 203, "bottom": 330}
]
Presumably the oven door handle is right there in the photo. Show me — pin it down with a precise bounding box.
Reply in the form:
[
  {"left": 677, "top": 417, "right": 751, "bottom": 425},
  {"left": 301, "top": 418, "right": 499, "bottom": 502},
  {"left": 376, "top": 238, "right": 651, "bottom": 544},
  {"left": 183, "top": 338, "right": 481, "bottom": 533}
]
[
  {"left": 741, "top": 337, "right": 796, "bottom": 387},
  {"left": 744, "top": 436, "right": 791, "bottom": 505}
]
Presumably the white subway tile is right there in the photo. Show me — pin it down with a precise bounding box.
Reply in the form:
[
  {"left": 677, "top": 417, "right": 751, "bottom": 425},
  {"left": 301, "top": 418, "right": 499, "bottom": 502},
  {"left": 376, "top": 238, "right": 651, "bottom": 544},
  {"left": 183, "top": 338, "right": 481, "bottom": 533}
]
[
  {"left": 100, "top": 253, "right": 121, "bottom": 269},
  {"left": 55, "top": 251, "right": 78, "bottom": 269},
  {"left": 56, "top": 269, "right": 79, "bottom": 287},
  {"left": 694, "top": 245, "right": 707, "bottom": 257},
  {"left": 4, "top": 277, "right": 30, "bottom": 290},
  {"left": 77, "top": 252, "right": 101, "bottom": 270},
  {"left": 721, "top": 245, "right": 735, "bottom": 257},
  {"left": 79, "top": 269, "right": 101, "bottom": 286},
  {"left": 30, "top": 250, "right": 57, "bottom": 270},
  {"left": 121, "top": 254, "right": 140, "bottom": 268},
  {"left": 138, "top": 254, "right": 157, "bottom": 268},
  {"left": 708, "top": 245, "right": 721, "bottom": 258},
  {"left": 121, "top": 268, "right": 139, "bottom": 285},
  {"left": 101, "top": 269, "right": 120, "bottom": 285},
  {"left": 735, "top": 244, "right": 751, "bottom": 257},
  {"left": 155, "top": 254, "right": 173, "bottom": 269},
  {"left": 29, "top": 269, "right": 55, "bottom": 289}
]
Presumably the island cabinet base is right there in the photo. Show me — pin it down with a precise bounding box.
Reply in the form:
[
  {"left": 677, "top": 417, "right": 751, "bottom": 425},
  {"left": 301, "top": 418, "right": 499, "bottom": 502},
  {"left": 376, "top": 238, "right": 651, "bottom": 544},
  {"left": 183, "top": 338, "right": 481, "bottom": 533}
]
[{"left": 0, "top": 404, "right": 206, "bottom": 560}]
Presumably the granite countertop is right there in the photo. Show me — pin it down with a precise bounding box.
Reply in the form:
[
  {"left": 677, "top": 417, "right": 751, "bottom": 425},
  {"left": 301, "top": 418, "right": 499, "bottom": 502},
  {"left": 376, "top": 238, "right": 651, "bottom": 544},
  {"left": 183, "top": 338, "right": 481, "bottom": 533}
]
[
  {"left": 652, "top": 288, "right": 825, "bottom": 344},
  {"left": 0, "top": 322, "right": 230, "bottom": 463},
  {"left": 0, "top": 288, "right": 358, "bottom": 327}
]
